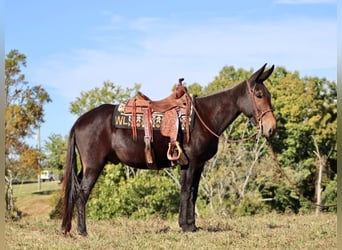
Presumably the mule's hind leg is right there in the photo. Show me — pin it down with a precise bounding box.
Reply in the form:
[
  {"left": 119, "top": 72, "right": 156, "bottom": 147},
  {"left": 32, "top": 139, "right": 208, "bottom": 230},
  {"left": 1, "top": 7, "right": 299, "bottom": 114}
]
[{"left": 76, "top": 164, "right": 104, "bottom": 236}]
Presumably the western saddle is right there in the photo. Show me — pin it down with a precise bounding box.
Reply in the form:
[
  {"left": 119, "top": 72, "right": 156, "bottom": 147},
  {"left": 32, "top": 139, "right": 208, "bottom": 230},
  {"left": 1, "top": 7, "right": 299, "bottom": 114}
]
[{"left": 122, "top": 78, "right": 191, "bottom": 169}]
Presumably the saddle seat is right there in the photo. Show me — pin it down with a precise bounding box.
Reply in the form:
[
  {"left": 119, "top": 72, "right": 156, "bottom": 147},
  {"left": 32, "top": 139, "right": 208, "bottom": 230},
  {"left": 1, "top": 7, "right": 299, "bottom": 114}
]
[
  {"left": 124, "top": 79, "right": 188, "bottom": 113},
  {"left": 121, "top": 79, "right": 190, "bottom": 169}
]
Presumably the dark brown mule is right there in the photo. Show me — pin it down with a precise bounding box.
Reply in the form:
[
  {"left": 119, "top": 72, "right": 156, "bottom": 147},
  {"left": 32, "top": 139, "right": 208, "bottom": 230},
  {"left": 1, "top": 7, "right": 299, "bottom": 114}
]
[{"left": 61, "top": 64, "right": 276, "bottom": 236}]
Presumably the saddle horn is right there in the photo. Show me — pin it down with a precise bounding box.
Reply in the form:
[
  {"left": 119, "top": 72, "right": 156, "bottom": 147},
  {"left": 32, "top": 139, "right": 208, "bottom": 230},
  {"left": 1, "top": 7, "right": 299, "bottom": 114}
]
[{"left": 176, "top": 78, "right": 186, "bottom": 98}]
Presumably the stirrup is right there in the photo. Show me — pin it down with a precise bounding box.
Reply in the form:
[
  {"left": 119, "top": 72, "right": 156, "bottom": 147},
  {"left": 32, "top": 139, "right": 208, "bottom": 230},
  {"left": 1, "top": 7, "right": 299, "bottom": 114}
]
[{"left": 167, "top": 141, "right": 183, "bottom": 161}]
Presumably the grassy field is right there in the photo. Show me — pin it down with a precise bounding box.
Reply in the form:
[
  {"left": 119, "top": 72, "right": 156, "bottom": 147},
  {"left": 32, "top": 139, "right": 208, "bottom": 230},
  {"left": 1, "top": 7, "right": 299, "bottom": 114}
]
[
  {"left": 11, "top": 181, "right": 61, "bottom": 217},
  {"left": 5, "top": 182, "right": 337, "bottom": 250}
]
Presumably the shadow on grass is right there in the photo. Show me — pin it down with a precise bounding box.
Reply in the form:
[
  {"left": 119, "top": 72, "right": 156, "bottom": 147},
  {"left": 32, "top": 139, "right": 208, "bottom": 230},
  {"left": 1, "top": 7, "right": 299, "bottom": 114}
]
[
  {"left": 205, "top": 225, "right": 233, "bottom": 232},
  {"left": 154, "top": 224, "right": 234, "bottom": 234},
  {"left": 32, "top": 190, "right": 59, "bottom": 195}
]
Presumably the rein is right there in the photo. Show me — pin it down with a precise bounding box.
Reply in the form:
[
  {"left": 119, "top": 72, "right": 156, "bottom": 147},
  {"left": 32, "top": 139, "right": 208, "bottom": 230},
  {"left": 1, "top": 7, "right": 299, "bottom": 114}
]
[
  {"left": 185, "top": 91, "right": 257, "bottom": 143},
  {"left": 267, "top": 140, "right": 337, "bottom": 209},
  {"left": 185, "top": 82, "right": 336, "bottom": 209},
  {"left": 184, "top": 81, "right": 271, "bottom": 143}
]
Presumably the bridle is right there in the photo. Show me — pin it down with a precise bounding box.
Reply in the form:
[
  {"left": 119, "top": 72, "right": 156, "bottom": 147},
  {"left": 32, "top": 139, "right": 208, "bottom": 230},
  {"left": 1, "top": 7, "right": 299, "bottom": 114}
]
[
  {"left": 184, "top": 80, "right": 274, "bottom": 143},
  {"left": 246, "top": 80, "right": 274, "bottom": 136}
]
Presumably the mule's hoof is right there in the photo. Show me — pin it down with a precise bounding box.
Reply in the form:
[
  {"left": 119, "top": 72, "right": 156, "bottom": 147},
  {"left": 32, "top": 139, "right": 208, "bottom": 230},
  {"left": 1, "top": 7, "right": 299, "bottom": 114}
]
[
  {"left": 181, "top": 224, "right": 199, "bottom": 232},
  {"left": 77, "top": 230, "right": 88, "bottom": 237},
  {"left": 61, "top": 226, "right": 71, "bottom": 236}
]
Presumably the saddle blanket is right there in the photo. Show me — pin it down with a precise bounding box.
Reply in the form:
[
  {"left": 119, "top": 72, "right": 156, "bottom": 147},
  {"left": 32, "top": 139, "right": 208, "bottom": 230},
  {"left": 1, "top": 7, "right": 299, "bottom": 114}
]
[{"left": 113, "top": 102, "right": 194, "bottom": 131}]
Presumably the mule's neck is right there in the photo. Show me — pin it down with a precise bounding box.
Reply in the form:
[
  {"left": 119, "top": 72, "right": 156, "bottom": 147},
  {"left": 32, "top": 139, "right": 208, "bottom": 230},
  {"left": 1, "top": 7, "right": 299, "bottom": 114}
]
[{"left": 197, "top": 81, "right": 248, "bottom": 135}]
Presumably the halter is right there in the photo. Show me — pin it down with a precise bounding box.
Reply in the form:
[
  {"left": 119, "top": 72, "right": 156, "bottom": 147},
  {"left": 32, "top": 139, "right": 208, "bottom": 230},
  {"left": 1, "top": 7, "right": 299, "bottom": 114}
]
[
  {"left": 246, "top": 80, "right": 274, "bottom": 135},
  {"left": 184, "top": 81, "right": 274, "bottom": 143}
]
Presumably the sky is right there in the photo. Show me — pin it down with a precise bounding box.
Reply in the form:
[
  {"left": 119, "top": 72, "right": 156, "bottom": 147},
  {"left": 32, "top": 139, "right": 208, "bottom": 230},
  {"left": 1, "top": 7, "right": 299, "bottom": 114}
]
[{"left": 5, "top": 0, "right": 337, "bottom": 148}]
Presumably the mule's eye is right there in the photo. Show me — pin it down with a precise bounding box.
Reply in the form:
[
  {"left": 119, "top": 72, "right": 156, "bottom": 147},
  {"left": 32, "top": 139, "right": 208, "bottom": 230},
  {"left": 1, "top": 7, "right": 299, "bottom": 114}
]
[{"left": 255, "top": 90, "right": 263, "bottom": 98}]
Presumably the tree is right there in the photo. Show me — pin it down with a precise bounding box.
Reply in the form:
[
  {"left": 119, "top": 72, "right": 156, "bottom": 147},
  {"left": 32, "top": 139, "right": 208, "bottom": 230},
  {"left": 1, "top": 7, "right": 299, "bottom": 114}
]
[
  {"left": 15, "top": 145, "right": 43, "bottom": 178},
  {"left": 43, "top": 133, "right": 68, "bottom": 171},
  {"left": 267, "top": 68, "right": 337, "bottom": 211},
  {"left": 69, "top": 81, "right": 141, "bottom": 116},
  {"left": 5, "top": 49, "right": 51, "bottom": 216}
]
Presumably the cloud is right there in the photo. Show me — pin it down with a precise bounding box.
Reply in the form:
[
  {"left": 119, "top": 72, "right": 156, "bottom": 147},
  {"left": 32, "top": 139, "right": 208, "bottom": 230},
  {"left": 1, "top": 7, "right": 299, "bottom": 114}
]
[
  {"left": 129, "top": 17, "right": 161, "bottom": 31},
  {"left": 30, "top": 16, "right": 336, "bottom": 102},
  {"left": 274, "top": 0, "right": 336, "bottom": 4}
]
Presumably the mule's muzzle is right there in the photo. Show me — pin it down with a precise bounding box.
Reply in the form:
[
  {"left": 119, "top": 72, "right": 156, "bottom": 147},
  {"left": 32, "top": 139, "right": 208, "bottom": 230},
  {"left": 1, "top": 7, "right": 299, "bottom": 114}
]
[{"left": 260, "top": 112, "right": 276, "bottom": 138}]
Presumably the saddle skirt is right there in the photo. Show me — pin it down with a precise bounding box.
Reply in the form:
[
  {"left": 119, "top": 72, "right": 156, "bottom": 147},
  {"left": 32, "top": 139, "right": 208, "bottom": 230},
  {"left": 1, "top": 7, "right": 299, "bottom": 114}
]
[{"left": 113, "top": 102, "right": 193, "bottom": 132}]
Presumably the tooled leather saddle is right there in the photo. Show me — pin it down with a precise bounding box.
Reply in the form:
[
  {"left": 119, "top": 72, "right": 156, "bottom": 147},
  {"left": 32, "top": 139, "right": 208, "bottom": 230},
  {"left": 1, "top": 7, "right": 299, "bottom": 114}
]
[{"left": 113, "top": 78, "right": 192, "bottom": 169}]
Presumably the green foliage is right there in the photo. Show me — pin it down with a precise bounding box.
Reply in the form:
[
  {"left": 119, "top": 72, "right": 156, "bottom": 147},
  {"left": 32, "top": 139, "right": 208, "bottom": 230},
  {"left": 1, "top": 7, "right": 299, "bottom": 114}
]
[
  {"left": 204, "top": 66, "right": 253, "bottom": 93},
  {"left": 236, "top": 192, "right": 267, "bottom": 216},
  {"left": 321, "top": 175, "right": 337, "bottom": 212},
  {"left": 186, "top": 82, "right": 204, "bottom": 96},
  {"left": 5, "top": 50, "right": 52, "bottom": 155},
  {"left": 69, "top": 81, "right": 141, "bottom": 116},
  {"left": 43, "top": 133, "right": 68, "bottom": 170},
  {"left": 5, "top": 49, "right": 51, "bottom": 214},
  {"left": 265, "top": 68, "right": 336, "bottom": 212},
  {"left": 49, "top": 192, "right": 64, "bottom": 219},
  {"left": 269, "top": 70, "right": 336, "bottom": 166},
  {"left": 87, "top": 164, "right": 180, "bottom": 219}
]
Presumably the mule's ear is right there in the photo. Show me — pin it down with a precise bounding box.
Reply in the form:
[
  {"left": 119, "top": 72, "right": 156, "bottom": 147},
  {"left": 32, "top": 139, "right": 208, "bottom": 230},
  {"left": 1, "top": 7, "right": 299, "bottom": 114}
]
[
  {"left": 258, "top": 64, "right": 274, "bottom": 82},
  {"left": 249, "top": 63, "right": 267, "bottom": 83}
]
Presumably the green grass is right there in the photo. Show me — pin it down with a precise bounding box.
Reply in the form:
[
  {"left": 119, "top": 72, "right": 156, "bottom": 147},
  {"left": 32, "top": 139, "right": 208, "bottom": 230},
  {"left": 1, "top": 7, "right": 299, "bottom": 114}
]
[
  {"left": 13, "top": 181, "right": 60, "bottom": 199},
  {"left": 6, "top": 182, "right": 337, "bottom": 249},
  {"left": 12, "top": 181, "right": 61, "bottom": 217}
]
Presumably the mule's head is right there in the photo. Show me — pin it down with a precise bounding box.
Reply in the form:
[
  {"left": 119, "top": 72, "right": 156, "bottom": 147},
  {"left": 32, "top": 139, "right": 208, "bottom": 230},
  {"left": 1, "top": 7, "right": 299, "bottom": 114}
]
[{"left": 242, "top": 64, "right": 276, "bottom": 138}]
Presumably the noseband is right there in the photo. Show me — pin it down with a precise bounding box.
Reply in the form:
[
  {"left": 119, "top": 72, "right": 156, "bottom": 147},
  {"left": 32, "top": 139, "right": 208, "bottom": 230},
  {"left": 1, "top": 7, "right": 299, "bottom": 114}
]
[{"left": 246, "top": 80, "right": 274, "bottom": 133}]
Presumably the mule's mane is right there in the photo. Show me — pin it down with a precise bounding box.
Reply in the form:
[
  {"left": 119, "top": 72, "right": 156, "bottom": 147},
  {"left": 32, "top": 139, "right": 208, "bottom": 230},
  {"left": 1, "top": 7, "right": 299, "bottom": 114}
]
[{"left": 198, "top": 80, "right": 246, "bottom": 99}]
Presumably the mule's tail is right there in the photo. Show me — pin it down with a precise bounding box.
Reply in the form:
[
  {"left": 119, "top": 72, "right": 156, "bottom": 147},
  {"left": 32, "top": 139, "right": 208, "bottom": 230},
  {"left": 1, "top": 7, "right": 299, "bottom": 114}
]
[{"left": 61, "top": 126, "right": 80, "bottom": 234}]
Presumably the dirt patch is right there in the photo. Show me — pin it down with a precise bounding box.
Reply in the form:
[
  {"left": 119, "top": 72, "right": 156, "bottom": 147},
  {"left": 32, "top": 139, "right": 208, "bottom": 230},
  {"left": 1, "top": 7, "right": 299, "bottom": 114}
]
[
  {"left": 13, "top": 181, "right": 61, "bottom": 218},
  {"left": 17, "top": 196, "right": 53, "bottom": 217}
]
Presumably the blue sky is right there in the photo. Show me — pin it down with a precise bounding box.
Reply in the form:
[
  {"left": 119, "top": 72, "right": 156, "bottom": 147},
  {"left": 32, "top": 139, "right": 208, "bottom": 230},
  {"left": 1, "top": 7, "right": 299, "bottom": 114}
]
[{"left": 5, "top": 0, "right": 337, "bottom": 147}]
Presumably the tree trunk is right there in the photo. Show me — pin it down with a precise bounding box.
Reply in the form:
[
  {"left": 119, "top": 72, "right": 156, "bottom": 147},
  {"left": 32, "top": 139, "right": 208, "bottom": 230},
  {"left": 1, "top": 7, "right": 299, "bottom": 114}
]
[
  {"left": 313, "top": 136, "right": 327, "bottom": 215},
  {"left": 315, "top": 158, "right": 323, "bottom": 215},
  {"left": 5, "top": 169, "right": 14, "bottom": 214}
]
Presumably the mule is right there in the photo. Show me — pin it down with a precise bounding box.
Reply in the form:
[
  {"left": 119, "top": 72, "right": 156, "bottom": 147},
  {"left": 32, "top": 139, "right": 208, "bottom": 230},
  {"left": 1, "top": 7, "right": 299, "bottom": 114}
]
[{"left": 61, "top": 64, "right": 276, "bottom": 235}]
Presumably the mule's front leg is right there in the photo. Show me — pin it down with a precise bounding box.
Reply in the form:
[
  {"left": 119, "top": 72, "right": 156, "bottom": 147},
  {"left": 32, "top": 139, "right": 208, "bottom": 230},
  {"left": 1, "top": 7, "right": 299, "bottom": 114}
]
[
  {"left": 178, "top": 164, "right": 203, "bottom": 232},
  {"left": 179, "top": 187, "right": 197, "bottom": 232}
]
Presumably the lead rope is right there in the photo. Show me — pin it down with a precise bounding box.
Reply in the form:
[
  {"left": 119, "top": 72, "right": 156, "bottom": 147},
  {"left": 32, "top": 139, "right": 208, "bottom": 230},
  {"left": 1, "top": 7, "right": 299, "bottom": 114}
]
[
  {"left": 267, "top": 139, "right": 337, "bottom": 209},
  {"left": 184, "top": 90, "right": 258, "bottom": 143},
  {"left": 184, "top": 84, "right": 336, "bottom": 209}
]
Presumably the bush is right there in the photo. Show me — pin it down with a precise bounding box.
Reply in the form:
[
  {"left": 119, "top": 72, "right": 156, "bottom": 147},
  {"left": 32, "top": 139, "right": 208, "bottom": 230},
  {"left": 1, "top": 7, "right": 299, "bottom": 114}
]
[
  {"left": 87, "top": 165, "right": 180, "bottom": 220},
  {"left": 321, "top": 174, "right": 337, "bottom": 212}
]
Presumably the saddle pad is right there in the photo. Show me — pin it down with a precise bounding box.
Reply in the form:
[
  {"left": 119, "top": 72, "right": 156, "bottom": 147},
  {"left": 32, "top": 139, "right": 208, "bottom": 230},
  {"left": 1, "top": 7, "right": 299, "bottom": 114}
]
[{"left": 113, "top": 102, "right": 194, "bottom": 131}]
